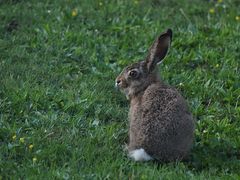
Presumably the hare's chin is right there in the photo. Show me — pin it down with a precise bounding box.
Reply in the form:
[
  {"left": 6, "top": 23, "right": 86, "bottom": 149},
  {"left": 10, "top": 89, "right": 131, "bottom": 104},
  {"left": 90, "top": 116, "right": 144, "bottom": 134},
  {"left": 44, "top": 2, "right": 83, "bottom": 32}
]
[
  {"left": 120, "top": 88, "right": 130, "bottom": 100},
  {"left": 129, "top": 148, "right": 153, "bottom": 161}
]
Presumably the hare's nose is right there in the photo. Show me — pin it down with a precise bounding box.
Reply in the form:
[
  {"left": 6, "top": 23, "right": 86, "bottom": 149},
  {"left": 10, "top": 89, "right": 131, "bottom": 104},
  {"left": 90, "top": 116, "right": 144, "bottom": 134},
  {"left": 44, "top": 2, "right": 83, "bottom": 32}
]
[{"left": 115, "top": 79, "right": 121, "bottom": 88}]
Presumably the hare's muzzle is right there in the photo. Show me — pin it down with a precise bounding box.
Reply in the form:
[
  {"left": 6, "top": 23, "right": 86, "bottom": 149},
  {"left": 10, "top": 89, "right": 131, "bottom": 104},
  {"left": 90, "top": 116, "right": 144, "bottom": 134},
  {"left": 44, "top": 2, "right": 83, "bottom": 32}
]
[{"left": 115, "top": 79, "right": 121, "bottom": 89}]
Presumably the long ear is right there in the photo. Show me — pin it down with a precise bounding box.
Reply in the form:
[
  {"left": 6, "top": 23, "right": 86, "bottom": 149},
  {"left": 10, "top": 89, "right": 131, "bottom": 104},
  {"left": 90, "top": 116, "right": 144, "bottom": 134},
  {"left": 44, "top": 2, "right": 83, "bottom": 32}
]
[{"left": 146, "top": 29, "right": 172, "bottom": 72}]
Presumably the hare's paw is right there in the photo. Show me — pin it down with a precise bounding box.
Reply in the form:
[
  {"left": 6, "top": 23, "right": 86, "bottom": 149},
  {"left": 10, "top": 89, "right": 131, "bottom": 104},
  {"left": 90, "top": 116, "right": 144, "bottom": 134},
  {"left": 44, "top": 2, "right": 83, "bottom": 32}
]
[{"left": 129, "top": 148, "right": 153, "bottom": 161}]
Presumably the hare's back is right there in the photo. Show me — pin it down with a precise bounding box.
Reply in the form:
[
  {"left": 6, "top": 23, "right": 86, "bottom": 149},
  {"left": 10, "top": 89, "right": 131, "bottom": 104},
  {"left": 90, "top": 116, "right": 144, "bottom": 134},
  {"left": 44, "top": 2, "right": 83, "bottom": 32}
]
[
  {"left": 141, "top": 83, "right": 191, "bottom": 124},
  {"left": 142, "top": 83, "right": 186, "bottom": 108},
  {"left": 141, "top": 84, "right": 194, "bottom": 160}
]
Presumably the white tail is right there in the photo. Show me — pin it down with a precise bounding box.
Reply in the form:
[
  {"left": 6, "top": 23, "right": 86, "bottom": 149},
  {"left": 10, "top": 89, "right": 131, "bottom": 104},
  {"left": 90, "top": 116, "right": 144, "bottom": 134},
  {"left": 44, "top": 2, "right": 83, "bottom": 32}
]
[{"left": 129, "top": 148, "right": 153, "bottom": 161}]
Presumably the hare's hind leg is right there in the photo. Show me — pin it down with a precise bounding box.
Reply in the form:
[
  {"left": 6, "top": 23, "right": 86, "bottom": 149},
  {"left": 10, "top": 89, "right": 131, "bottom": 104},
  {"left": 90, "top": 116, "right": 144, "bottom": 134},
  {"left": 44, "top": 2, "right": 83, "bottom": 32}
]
[{"left": 129, "top": 148, "right": 153, "bottom": 161}]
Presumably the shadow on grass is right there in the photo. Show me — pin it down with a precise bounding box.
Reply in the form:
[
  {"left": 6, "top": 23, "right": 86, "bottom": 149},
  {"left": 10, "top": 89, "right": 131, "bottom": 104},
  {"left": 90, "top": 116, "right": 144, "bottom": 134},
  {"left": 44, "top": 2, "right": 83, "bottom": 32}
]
[
  {"left": 186, "top": 139, "right": 240, "bottom": 173},
  {"left": 147, "top": 138, "right": 240, "bottom": 174}
]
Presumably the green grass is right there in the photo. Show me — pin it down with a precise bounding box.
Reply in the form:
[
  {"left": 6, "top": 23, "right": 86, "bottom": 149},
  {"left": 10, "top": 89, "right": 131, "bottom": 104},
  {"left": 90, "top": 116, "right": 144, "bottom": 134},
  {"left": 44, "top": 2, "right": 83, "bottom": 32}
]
[{"left": 0, "top": 0, "right": 240, "bottom": 179}]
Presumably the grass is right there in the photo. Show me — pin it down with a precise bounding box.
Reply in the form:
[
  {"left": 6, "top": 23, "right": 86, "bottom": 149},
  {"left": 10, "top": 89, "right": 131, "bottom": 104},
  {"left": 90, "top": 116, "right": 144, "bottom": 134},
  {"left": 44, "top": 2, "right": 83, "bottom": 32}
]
[{"left": 0, "top": 0, "right": 239, "bottom": 179}]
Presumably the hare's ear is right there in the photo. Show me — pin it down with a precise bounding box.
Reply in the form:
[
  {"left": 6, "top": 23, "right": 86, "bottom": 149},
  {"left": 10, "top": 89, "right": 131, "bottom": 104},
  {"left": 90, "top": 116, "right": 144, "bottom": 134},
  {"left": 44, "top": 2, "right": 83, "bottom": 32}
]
[{"left": 146, "top": 29, "right": 172, "bottom": 72}]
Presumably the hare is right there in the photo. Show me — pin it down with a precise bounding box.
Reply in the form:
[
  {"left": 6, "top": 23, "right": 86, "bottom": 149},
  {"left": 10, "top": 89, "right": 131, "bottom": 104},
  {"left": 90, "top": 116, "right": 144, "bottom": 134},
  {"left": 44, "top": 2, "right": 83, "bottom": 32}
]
[{"left": 115, "top": 29, "right": 195, "bottom": 162}]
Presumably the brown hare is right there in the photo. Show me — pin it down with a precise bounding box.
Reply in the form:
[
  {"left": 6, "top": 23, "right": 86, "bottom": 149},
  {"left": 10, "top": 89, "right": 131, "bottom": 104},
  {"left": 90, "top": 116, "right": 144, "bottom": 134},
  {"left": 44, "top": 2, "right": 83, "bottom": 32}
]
[{"left": 115, "top": 29, "right": 195, "bottom": 162}]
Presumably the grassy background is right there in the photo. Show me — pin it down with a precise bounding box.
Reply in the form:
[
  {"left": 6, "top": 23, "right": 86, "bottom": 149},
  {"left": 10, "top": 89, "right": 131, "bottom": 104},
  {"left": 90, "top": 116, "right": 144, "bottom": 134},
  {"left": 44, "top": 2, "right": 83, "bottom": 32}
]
[{"left": 0, "top": 0, "right": 239, "bottom": 179}]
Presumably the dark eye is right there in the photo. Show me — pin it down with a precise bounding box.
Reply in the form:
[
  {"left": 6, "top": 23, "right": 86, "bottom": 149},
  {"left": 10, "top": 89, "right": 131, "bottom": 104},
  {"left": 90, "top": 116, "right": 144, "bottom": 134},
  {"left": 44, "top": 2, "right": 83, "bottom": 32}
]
[{"left": 128, "top": 70, "right": 138, "bottom": 78}]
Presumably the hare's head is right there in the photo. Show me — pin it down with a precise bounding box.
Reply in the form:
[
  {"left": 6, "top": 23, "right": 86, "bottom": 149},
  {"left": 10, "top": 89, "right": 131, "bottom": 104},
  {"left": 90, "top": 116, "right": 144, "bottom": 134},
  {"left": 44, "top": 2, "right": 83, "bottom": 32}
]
[{"left": 115, "top": 29, "right": 172, "bottom": 99}]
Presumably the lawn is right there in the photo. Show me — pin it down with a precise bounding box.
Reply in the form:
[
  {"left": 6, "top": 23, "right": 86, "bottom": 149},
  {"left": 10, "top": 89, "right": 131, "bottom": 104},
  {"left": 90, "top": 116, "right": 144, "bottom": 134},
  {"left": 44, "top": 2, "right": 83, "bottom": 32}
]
[{"left": 0, "top": 0, "right": 239, "bottom": 179}]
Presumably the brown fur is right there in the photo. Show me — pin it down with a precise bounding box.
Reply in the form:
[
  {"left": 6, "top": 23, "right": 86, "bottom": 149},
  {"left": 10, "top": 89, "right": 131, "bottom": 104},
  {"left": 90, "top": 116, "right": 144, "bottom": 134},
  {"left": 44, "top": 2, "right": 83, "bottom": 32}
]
[{"left": 115, "top": 29, "right": 195, "bottom": 162}]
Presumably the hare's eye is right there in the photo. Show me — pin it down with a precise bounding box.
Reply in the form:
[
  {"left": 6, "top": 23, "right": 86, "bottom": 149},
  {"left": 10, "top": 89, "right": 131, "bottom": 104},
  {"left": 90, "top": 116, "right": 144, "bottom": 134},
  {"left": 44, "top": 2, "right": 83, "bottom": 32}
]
[{"left": 129, "top": 70, "right": 138, "bottom": 78}]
